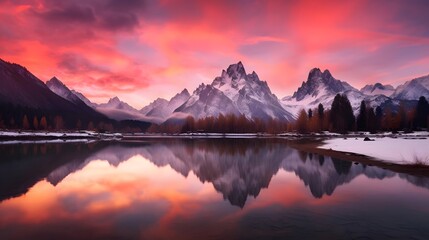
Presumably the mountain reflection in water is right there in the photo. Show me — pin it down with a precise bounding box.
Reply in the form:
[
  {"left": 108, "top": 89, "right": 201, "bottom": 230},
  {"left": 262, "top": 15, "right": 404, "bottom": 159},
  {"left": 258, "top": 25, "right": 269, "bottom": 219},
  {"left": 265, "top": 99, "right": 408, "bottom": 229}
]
[
  {"left": 0, "top": 139, "right": 428, "bottom": 206},
  {"left": 1, "top": 139, "right": 429, "bottom": 240}
]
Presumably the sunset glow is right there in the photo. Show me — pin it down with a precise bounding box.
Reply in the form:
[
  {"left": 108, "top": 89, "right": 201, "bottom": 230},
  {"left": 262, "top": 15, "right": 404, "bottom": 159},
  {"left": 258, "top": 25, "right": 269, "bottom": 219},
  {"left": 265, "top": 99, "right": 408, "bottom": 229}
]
[{"left": 1, "top": 0, "right": 429, "bottom": 108}]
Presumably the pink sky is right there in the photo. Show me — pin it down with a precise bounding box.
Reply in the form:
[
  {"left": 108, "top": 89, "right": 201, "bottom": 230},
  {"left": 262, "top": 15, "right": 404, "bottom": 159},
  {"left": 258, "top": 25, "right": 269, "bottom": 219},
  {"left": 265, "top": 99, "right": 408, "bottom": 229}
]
[{"left": 1, "top": 0, "right": 429, "bottom": 109}]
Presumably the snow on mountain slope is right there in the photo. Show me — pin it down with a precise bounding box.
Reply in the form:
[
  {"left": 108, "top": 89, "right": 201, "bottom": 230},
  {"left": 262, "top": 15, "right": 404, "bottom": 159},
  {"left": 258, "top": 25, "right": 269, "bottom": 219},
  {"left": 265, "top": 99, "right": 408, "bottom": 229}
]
[
  {"left": 292, "top": 68, "right": 355, "bottom": 101},
  {"left": 141, "top": 89, "right": 191, "bottom": 122},
  {"left": 360, "top": 83, "right": 395, "bottom": 97},
  {"left": 175, "top": 84, "right": 241, "bottom": 119},
  {"left": 46, "top": 77, "right": 87, "bottom": 106},
  {"left": 282, "top": 68, "right": 360, "bottom": 116},
  {"left": 175, "top": 62, "right": 294, "bottom": 121},
  {"left": 65, "top": 87, "right": 153, "bottom": 122},
  {"left": 140, "top": 98, "right": 169, "bottom": 115},
  {"left": 45, "top": 77, "right": 143, "bottom": 121},
  {"left": 71, "top": 90, "right": 97, "bottom": 108},
  {"left": 45, "top": 76, "right": 150, "bottom": 122},
  {"left": 391, "top": 75, "right": 429, "bottom": 100},
  {"left": 281, "top": 68, "right": 394, "bottom": 116},
  {"left": 96, "top": 97, "right": 150, "bottom": 121},
  {"left": 98, "top": 97, "right": 137, "bottom": 112}
]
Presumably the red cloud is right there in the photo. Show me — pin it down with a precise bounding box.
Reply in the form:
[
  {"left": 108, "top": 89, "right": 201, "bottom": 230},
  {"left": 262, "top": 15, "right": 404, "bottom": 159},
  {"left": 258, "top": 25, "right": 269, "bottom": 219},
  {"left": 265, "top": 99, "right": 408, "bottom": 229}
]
[{"left": 0, "top": 0, "right": 429, "bottom": 107}]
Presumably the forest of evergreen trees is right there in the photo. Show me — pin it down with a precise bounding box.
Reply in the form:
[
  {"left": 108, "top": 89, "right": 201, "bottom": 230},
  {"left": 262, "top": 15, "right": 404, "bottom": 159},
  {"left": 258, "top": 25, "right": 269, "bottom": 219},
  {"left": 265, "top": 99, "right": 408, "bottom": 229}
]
[{"left": 293, "top": 94, "right": 429, "bottom": 134}]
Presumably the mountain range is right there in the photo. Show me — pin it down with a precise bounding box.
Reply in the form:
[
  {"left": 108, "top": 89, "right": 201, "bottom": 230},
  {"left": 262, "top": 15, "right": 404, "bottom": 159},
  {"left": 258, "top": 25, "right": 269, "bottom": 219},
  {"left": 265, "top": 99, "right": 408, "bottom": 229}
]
[
  {"left": 281, "top": 68, "right": 429, "bottom": 117},
  {"left": 1, "top": 57, "right": 429, "bottom": 125},
  {"left": 0, "top": 59, "right": 109, "bottom": 127}
]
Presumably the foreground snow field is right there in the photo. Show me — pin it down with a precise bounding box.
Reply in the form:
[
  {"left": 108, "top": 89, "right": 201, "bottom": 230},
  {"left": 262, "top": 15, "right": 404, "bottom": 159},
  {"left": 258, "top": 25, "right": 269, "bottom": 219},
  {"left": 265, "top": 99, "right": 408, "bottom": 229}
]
[{"left": 319, "top": 137, "right": 429, "bottom": 165}]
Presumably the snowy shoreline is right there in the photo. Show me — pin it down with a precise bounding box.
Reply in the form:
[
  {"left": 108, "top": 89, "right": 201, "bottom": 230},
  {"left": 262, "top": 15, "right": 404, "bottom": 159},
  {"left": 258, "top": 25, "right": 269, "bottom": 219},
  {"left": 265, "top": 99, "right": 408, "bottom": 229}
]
[
  {"left": 0, "top": 130, "right": 123, "bottom": 141},
  {"left": 1, "top": 130, "right": 429, "bottom": 167},
  {"left": 319, "top": 137, "right": 429, "bottom": 166}
]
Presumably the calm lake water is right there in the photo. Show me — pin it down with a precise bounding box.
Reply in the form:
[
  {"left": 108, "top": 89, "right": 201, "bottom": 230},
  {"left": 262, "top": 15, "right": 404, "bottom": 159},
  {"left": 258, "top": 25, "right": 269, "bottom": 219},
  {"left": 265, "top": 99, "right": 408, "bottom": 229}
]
[{"left": 1, "top": 138, "right": 429, "bottom": 240}]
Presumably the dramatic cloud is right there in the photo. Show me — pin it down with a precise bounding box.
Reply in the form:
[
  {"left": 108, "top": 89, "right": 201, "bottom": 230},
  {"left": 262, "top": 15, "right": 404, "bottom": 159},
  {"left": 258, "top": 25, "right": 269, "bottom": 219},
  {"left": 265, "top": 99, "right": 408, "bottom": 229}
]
[{"left": 0, "top": 0, "right": 428, "bottom": 108}]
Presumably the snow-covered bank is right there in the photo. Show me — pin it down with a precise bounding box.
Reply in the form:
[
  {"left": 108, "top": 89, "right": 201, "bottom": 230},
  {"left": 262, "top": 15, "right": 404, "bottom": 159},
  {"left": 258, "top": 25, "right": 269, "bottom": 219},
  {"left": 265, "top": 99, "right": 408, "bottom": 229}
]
[
  {"left": 0, "top": 130, "right": 122, "bottom": 140},
  {"left": 0, "top": 139, "right": 96, "bottom": 145},
  {"left": 319, "top": 137, "right": 429, "bottom": 165}
]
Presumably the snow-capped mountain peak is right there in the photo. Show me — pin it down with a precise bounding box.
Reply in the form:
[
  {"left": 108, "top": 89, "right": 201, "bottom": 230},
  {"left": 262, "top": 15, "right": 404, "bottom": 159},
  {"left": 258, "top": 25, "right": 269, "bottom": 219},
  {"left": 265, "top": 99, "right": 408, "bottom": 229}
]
[
  {"left": 98, "top": 96, "right": 136, "bottom": 112},
  {"left": 108, "top": 96, "right": 121, "bottom": 105},
  {"left": 360, "top": 83, "right": 395, "bottom": 96},
  {"left": 282, "top": 68, "right": 364, "bottom": 117},
  {"left": 94, "top": 96, "right": 151, "bottom": 121},
  {"left": 391, "top": 75, "right": 429, "bottom": 100},
  {"left": 292, "top": 68, "right": 354, "bottom": 102},
  {"left": 308, "top": 67, "right": 323, "bottom": 79},
  {"left": 140, "top": 98, "right": 169, "bottom": 115},
  {"left": 225, "top": 61, "right": 246, "bottom": 80},
  {"left": 178, "top": 88, "right": 190, "bottom": 97},
  {"left": 46, "top": 77, "right": 85, "bottom": 106},
  {"left": 48, "top": 76, "right": 65, "bottom": 88},
  {"left": 139, "top": 89, "right": 192, "bottom": 123},
  {"left": 173, "top": 62, "right": 294, "bottom": 121}
]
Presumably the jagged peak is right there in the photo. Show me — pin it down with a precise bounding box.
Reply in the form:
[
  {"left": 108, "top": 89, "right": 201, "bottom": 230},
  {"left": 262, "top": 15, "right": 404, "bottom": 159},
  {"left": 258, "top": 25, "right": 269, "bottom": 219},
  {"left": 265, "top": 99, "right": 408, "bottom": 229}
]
[
  {"left": 108, "top": 96, "right": 121, "bottom": 104},
  {"left": 47, "top": 76, "right": 66, "bottom": 87},
  {"left": 194, "top": 83, "right": 206, "bottom": 93},
  {"left": 249, "top": 70, "right": 258, "bottom": 77},
  {"left": 49, "top": 76, "right": 60, "bottom": 82},
  {"left": 180, "top": 88, "right": 190, "bottom": 96},
  {"left": 374, "top": 83, "right": 383, "bottom": 88},
  {"left": 361, "top": 82, "right": 395, "bottom": 93},
  {"left": 169, "top": 89, "right": 190, "bottom": 103},
  {"left": 226, "top": 61, "right": 247, "bottom": 80},
  {"left": 322, "top": 69, "right": 332, "bottom": 78},
  {"left": 308, "top": 68, "right": 322, "bottom": 79},
  {"left": 153, "top": 97, "right": 168, "bottom": 103}
]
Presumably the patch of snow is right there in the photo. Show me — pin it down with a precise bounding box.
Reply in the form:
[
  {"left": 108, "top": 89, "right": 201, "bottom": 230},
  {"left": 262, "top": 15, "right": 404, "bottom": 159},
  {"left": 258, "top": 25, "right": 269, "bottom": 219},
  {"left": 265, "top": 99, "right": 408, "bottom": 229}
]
[
  {"left": 0, "top": 139, "right": 92, "bottom": 145},
  {"left": 319, "top": 137, "right": 429, "bottom": 165},
  {"left": 0, "top": 131, "right": 123, "bottom": 139}
]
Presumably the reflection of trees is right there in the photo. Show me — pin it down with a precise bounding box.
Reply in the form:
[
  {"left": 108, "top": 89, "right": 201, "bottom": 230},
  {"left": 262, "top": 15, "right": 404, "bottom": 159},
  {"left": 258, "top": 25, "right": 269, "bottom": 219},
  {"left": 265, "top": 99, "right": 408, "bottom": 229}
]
[
  {"left": 3, "top": 139, "right": 429, "bottom": 207},
  {"left": 0, "top": 142, "right": 106, "bottom": 202},
  {"left": 332, "top": 158, "right": 352, "bottom": 175}
]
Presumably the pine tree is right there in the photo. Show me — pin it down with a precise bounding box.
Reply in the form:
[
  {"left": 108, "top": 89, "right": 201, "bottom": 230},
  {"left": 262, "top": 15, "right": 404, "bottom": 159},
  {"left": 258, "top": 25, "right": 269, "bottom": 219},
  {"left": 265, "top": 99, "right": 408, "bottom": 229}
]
[
  {"left": 398, "top": 102, "right": 408, "bottom": 130},
  {"left": 415, "top": 96, "right": 429, "bottom": 129},
  {"left": 375, "top": 106, "right": 383, "bottom": 131},
  {"left": 356, "top": 100, "right": 367, "bottom": 131},
  {"left": 317, "top": 103, "right": 324, "bottom": 131},
  {"left": 367, "top": 107, "right": 376, "bottom": 133},
  {"left": 330, "top": 94, "right": 355, "bottom": 133}
]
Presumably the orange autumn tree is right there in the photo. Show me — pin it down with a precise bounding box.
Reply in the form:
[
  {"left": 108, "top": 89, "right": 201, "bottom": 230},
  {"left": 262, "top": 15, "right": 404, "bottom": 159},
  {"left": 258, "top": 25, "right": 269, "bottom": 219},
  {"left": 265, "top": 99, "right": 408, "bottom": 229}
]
[
  {"left": 33, "top": 116, "right": 39, "bottom": 130},
  {"left": 22, "top": 115, "right": 30, "bottom": 130},
  {"left": 40, "top": 116, "right": 48, "bottom": 130}
]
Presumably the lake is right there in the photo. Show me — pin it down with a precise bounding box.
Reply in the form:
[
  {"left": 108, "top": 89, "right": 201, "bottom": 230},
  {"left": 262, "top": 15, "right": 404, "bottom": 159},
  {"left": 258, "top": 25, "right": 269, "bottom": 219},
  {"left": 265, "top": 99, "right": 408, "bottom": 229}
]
[{"left": 0, "top": 138, "right": 429, "bottom": 239}]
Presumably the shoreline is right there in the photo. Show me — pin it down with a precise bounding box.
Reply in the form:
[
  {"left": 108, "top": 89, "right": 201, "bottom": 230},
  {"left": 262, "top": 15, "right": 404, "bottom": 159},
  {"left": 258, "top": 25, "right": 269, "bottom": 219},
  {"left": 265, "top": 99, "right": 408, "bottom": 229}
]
[
  {"left": 288, "top": 138, "right": 429, "bottom": 177},
  {"left": 1, "top": 130, "right": 429, "bottom": 176}
]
